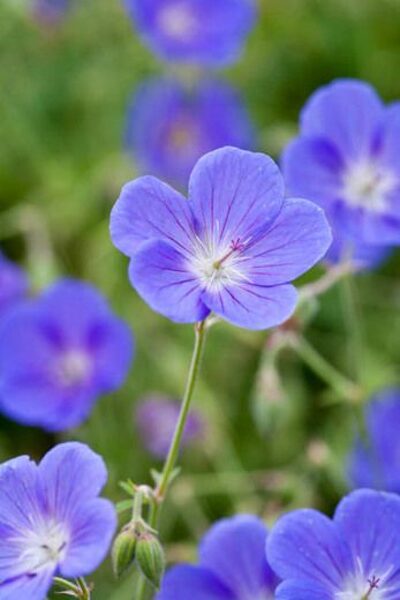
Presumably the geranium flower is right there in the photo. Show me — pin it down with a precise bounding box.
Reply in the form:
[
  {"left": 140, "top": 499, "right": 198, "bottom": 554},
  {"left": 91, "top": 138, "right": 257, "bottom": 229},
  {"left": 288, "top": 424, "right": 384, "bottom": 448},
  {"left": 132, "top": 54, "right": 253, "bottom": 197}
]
[
  {"left": 0, "top": 442, "right": 116, "bottom": 600},
  {"left": 110, "top": 146, "right": 331, "bottom": 329},
  {"left": 267, "top": 489, "right": 400, "bottom": 599},
  {"left": 0, "top": 279, "right": 134, "bottom": 431},
  {"left": 157, "top": 515, "right": 278, "bottom": 599},
  {"left": 282, "top": 79, "right": 400, "bottom": 268},
  {"left": 125, "top": 78, "right": 254, "bottom": 188},
  {"left": 123, "top": 0, "right": 256, "bottom": 66},
  {"left": 0, "top": 251, "right": 28, "bottom": 317},
  {"left": 348, "top": 388, "right": 400, "bottom": 493}
]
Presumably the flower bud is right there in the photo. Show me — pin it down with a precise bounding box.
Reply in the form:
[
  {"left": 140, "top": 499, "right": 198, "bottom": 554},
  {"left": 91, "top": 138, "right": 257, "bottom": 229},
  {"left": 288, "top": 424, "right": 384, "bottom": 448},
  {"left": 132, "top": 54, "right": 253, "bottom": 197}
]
[
  {"left": 112, "top": 526, "right": 138, "bottom": 578},
  {"left": 136, "top": 531, "right": 165, "bottom": 589}
]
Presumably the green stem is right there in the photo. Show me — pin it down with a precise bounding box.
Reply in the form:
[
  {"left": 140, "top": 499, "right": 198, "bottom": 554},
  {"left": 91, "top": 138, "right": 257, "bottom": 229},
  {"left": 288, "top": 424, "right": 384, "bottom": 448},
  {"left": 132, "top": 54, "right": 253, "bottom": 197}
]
[
  {"left": 136, "top": 320, "right": 207, "bottom": 600},
  {"left": 340, "top": 273, "right": 364, "bottom": 385},
  {"left": 292, "top": 335, "right": 361, "bottom": 403},
  {"left": 132, "top": 488, "right": 144, "bottom": 522}
]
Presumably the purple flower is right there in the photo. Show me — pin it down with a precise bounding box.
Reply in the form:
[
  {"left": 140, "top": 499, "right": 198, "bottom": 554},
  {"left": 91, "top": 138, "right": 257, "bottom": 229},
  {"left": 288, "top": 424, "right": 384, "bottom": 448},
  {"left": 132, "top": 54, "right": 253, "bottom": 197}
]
[
  {"left": 267, "top": 489, "right": 400, "bottom": 599},
  {"left": 0, "top": 442, "right": 116, "bottom": 600},
  {"left": 282, "top": 79, "right": 400, "bottom": 268},
  {"left": 125, "top": 78, "right": 255, "bottom": 188},
  {"left": 0, "top": 252, "right": 28, "bottom": 317},
  {"left": 123, "top": 0, "right": 256, "bottom": 66},
  {"left": 0, "top": 279, "right": 134, "bottom": 432},
  {"left": 157, "top": 515, "right": 278, "bottom": 599},
  {"left": 136, "top": 394, "right": 204, "bottom": 459},
  {"left": 110, "top": 146, "right": 332, "bottom": 330},
  {"left": 348, "top": 388, "right": 400, "bottom": 493},
  {"left": 33, "top": 0, "right": 70, "bottom": 24}
]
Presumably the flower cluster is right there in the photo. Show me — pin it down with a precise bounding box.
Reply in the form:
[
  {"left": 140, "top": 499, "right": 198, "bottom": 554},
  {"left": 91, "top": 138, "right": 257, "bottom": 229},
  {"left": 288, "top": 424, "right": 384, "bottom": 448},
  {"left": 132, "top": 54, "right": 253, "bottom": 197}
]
[
  {"left": 111, "top": 146, "right": 331, "bottom": 329},
  {"left": 283, "top": 79, "right": 400, "bottom": 269},
  {"left": 0, "top": 442, "right": 116, "bottom": 600},
  {"left": 158, "top": 490, "right": 400, "bottom": 599},
  {"left": 125, "top": 78, "right": 254, "bottom": 188},
  {"left": 123, "top": 0, "right": 256, "bottom": 66},
  {"left": 0, "top": 278, "right": 134, "bottom": 431}
]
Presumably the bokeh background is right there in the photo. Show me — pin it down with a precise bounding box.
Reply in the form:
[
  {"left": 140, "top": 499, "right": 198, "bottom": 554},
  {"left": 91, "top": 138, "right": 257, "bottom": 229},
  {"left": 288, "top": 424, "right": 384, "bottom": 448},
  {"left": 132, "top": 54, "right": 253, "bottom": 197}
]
[{"left": 1, "top": 0, "right": 400, "bottom": 598}]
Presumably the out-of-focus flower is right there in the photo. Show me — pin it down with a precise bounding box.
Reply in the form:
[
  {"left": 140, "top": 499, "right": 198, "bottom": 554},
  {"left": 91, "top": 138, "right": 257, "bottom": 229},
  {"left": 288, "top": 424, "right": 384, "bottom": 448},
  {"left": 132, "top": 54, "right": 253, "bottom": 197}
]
[
  {"left": 136, "top": 395, "right": 204, "bottom": 459},
  {"left": 348, "top": 388, "right": 400, "bottom": 493},
  {"left": 110, "top": 146, "right": 332, "bottom": 330},
  {"left": 123, "top": 0, "right": 256, "bottom": 66},
  {"left": 33, "top": 0, "right": 70, "bottom": 24},
  {"left": 282, "top": 79, "right": 400, "bottom": 269},
  {"left": 0, "top": 252, "right": 28, "bottom": 317},
  {"left": 0, "top": 442, "right": 116, "bottom": 600},
  {"left": 157, "top": 515, "right": 278, "bottom": 599},
  {"left": 267, "top": 489, "right": 400, "bottom": 599},
  {"left": 0, "top": 279, "right": 134, "bottom": 431},
  {"left": 125, "top": 78, "right": 255, "bottom": 188}
]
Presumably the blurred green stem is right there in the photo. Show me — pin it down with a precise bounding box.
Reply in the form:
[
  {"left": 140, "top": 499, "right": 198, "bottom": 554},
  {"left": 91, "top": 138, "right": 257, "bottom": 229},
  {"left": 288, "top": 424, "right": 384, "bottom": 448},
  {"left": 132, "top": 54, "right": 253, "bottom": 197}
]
[
  {"left": 136, "top": 320, "right": 207, "bottom": 600},
  {"left": 340, "top": 273, "right": 364, "bottom": 385},
  {"left": 291, "top": 335, "right": 361, "bottom": 403}
]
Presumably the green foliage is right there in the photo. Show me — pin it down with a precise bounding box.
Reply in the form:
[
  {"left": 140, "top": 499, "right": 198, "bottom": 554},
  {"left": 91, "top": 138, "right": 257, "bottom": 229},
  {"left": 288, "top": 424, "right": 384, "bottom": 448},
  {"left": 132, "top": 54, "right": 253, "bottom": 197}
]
[{"left": 1, "top": 1, "right": 400, "bottom": 598}]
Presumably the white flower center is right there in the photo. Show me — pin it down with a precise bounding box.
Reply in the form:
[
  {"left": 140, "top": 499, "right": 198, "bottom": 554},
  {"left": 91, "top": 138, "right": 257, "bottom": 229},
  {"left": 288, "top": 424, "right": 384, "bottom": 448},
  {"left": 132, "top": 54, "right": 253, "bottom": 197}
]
[
  {"left": 342, "top": 160, "right": 395, "bottom": 212},
  {"left": 55, "top": 349, "right": 91, "bottom": 387},
  {"left": 14, "top": 520, "right": 69, "bottom": 573},
  {"left": 189, "top": 233, "right": 249, "bottom": 292},
  {"left": 336, "top": 560, "right": 394, "bottom": 600},
  {"left": 158, "top": 3, "right": 196, "bottom": 41}
]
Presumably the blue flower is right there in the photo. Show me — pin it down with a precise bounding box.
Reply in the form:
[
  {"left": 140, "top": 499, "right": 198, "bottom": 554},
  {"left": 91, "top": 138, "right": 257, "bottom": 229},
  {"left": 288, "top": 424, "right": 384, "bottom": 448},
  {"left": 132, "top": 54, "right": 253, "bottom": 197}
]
[
  {"left": 136, "top": 394, "right": 204, "bottom": 459},
  {"left": 123, "top": 0, "right": 256, "bottom": 66},
  {"left": 33, "top": 0, "right": 70, "bottom": 24},
  {"left": 348, "top": 388, "right": 400, "bottom": 493},
  {"left": 0, "top": 279, "right": 134, "bottom": 431},
  {"left": 110, "top": 146, "right": 332, "bottom": 330},
  {"left": 125, "top": 78, "right": 255, "bottom": 188},
  {"left": 157, "top": 515, "right": 278, "bottom": 599},
  {"left": 282, "top": 79, "right": 400, "bottom": 268},
  {"left": 0, "top": 252, "right": 28, "bottom": 318},
  {"left": 267, "top": 489, "right": 400, "bottom": 599},
  {"left": 0, "top": 442, "right": 116, "bottom": 600}
]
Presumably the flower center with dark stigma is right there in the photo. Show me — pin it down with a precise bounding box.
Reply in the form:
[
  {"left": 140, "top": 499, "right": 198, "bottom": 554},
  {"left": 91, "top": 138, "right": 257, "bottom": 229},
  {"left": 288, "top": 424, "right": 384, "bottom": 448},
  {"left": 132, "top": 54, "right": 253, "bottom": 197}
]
[
  {"left": 213, "top": 238, "right": 246, "bottom": 270},
  {"left": 362, "top": 577, "right": 380, "bottom": 599},
  {"left": 158, "top": 3, "right": 195, "bottom": 40},
  {"left": 55, "top": 349, "right": 91, "bottom": 387},
  {"left": 191, "top": 235, "right": 248, "bottom": 292},
  {"left": 342, "top": 160, "right": 395, "bottom": 212}
]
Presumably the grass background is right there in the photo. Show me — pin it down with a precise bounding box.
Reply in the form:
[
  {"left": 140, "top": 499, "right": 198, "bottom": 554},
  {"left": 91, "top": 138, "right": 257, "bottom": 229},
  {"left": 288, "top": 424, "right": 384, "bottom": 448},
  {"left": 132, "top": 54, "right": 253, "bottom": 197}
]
[{"left": 1, "top": 0, "right": 400, "bottom": 597}]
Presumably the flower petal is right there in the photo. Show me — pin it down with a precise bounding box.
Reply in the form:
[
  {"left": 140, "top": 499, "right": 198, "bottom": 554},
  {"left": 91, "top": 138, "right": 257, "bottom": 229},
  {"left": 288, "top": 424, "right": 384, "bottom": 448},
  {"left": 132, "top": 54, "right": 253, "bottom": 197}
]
[
  {"left": 199, "top": 515, "right": 277, "bottom": 597},
  {"left": 189, "top": 147, "right": 284, "bottom": 247},
  {"left": 202, "top": 282, "right": 297, "bottom": 330},
  {"left": 245, "top": 198, "right": 332, "bottom": 286},
  {"left": 300, "top": 79, "right": 383, "bottom": 159},
  {"left": 334, "top": 489, "right": 400, "bottom": 580},
  {"left": 60, "top": 498, "right": 117, "bottom": 578},
  {"left": 282, "top": 137, "right": 343, "bottom": 209},
  {"left": 38, "top": 443, "right": 108, "bottom": 518},
  {"left": 0, "top": 570, "right": 53, "bottom": 600},
  {"left": 110, "top": 176, "right": 194, "bottom": 257},
  {"left": 156, "top": 565, "right": 233, "bottom": 600},
  {"left": 275, "top": 579, "right": 332, "bottom": 600},
  {"left": 266, "top": 509, "right": 352, "bottom": 591},
  {"left": 129, "top": 240, "right": 209, "bottom": 323}
]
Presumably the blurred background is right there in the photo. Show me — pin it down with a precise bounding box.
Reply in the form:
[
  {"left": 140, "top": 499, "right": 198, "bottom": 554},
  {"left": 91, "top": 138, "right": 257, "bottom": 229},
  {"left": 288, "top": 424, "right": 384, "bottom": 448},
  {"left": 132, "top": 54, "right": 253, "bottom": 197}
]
[{"left": 1, "top": 0, "right": 400, "bottom": 597}]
